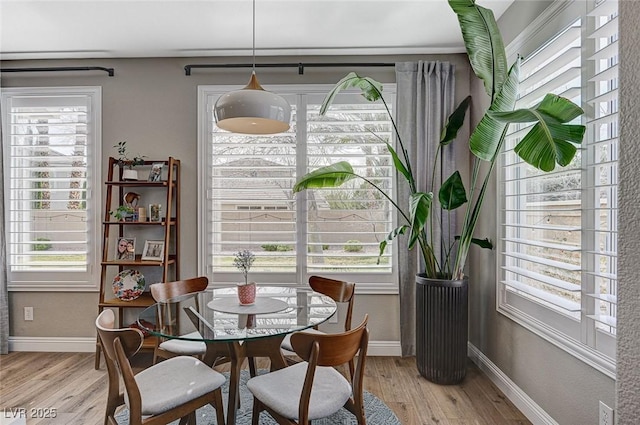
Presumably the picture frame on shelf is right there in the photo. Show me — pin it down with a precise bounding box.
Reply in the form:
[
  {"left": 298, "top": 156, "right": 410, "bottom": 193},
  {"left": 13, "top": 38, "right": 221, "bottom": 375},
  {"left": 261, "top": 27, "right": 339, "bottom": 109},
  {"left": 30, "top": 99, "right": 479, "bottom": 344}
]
[
  {"left": 149, "top": 203, "right": 162, "bottom": 222},
  {"left": 116, "top": 237, "right": 136, "bottom": 261},
  {"left": 142, "top": 240, "right": 165, "bottom": 261},
  {"left": 148, "top": 162, "right": 164, "bottom": 182}
]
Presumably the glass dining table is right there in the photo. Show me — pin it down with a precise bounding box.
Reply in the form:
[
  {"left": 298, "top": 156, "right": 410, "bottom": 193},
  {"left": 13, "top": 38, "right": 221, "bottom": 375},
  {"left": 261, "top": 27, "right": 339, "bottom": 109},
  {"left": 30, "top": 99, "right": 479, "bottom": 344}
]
[{"left": 137, "top": 285, "right": 337, "bottom": 425}]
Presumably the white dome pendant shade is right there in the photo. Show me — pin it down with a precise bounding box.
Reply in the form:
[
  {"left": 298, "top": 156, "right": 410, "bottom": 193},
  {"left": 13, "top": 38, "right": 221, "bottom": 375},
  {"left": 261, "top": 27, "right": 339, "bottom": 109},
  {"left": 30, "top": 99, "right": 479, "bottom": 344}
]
[
  {"left": 214, "top": 71, "right": 291, "bottom": 134},
  {"left": 213, "top": 0, "right": 291, "bottom": 135}
]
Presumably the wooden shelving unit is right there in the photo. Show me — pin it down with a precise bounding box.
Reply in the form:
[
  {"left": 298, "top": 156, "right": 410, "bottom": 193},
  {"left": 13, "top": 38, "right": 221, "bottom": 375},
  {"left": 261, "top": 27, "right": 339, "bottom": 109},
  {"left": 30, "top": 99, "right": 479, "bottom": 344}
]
[{"left": 95, "top": 157, "right": 180, "bottom": 369}]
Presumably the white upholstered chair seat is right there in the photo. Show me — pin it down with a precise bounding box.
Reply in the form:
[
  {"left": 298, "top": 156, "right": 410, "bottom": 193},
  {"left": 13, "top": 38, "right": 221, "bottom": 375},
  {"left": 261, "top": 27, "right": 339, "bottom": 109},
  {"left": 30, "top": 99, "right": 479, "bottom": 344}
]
[
  {"left": 129, "top": 356, "right": 226, "bottom": 416},
  {"left": 247, "top": 362, "right": 351, "bottom": 420},
  {"left": 157, "top": 331, "right": 206, "bottom": 355}
]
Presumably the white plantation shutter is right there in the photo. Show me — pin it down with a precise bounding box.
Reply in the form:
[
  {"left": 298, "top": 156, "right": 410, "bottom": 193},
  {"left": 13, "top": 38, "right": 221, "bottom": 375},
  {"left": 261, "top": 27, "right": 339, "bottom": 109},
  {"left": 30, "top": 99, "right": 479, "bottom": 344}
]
[
  {"left": 199, "top": 86, "right": 396, "bottom": 290},
  {"left": 499, "top": 0, "right": 618, "bottom": 371},
  {"left": 306, "top": 100, "right": 393, "bottom": 274},
  {"left": 502, "top": 19, "right": 583, "bottom": 322},
  {"left": 1, "top": 87, "right": 101, "bottom": 290},
  {"left": 584, "top": 0, "right": 618, "bottom": 344},
  {"left": 204, "top": 96, "right": 298, "bottom": 277}
]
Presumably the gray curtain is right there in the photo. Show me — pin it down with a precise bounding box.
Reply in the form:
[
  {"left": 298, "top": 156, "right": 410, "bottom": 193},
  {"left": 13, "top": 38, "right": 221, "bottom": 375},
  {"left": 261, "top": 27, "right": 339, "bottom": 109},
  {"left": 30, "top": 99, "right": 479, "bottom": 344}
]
[
  {"left": 395, "top": 61, "right": 456, "bottom": 356},
  {"left": 0, "top": 109, "right": 8, "bottom": 355}
]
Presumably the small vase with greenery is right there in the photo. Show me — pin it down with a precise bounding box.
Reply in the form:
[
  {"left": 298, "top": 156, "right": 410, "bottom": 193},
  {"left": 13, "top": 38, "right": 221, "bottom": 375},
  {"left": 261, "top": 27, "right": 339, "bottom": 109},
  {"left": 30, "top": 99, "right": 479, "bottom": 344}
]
[{"left": 234, "top": 250, "right": 256, "bottom": 304}]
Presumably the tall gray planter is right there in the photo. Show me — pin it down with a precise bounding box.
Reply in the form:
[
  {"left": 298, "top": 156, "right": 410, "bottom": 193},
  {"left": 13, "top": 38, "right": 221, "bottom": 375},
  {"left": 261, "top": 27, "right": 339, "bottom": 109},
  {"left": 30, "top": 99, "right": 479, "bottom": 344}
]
[{"left": 416, "top": 274, "right": 469, "bottom": 384}]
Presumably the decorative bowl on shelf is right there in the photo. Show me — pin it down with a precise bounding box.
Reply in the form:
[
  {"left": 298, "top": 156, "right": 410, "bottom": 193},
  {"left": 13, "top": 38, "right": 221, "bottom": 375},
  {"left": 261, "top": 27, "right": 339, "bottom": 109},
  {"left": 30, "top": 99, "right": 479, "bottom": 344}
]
[{"left": 112, "top": 269, "right": 145, "bottom": 301}]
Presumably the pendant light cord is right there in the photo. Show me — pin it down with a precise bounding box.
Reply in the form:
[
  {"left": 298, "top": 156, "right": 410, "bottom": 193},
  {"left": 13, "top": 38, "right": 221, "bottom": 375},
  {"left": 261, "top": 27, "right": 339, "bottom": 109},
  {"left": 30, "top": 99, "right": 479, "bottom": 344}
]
[
  {"left": 243, "top": 0, "right": 262, "bottom": 90},
  {"left": 252, "top": 0, "right": 256, "bottom": 73}
]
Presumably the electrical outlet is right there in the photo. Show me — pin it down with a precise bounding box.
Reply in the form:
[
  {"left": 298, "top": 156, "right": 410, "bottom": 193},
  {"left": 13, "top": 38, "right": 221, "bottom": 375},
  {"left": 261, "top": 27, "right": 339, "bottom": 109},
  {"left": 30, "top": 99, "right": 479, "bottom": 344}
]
[
  {"left": 24, "top": 307, "right": 34, "bottom": 321},
  {"left": 599, "top": 401, "right": 614, "bottom": 425}
]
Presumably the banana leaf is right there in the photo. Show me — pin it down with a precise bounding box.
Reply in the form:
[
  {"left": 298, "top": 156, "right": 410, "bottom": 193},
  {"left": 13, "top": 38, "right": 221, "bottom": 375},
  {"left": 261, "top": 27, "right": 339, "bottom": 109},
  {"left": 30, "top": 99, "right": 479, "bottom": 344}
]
[
  {"left": 439, "top": 171, "right": 467, "bottom": 210},
  {"left": 489, "top": 94, "right": 585, "bottom": 171},
  {"left": 448, "top": 0, "right": 508, "bottom": 98},
  {"left": 469, "top": 59, "right": 520, "bottom": 161},
  {"left": 292, "top": 161, "right": 357, "bottom": 191},
  {"left": 319, "top": 72, "right": 383, "bottom": 115}
]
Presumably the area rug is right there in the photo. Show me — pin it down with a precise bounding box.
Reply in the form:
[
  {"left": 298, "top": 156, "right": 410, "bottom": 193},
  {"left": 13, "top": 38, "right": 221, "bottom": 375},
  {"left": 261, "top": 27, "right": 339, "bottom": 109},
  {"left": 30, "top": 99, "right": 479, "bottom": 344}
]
[{"left": 115, "top": 369, "right": 400, "bottom": 424}]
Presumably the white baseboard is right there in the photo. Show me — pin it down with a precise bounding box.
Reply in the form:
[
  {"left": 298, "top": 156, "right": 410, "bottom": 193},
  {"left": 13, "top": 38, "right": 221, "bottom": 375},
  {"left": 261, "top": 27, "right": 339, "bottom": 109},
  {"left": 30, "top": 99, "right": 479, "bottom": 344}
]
[
  {"left": 367, "top": 340, "right": 402, "bottom": 356},
  {"left": 467, "top": 343, "right": 558, "bottom": 425},
  {"left": 8, "top": 337, "right": 401, "bottom": 356},
  {"left": 8, "top": 337, "right": 96, "bottom": 353}
]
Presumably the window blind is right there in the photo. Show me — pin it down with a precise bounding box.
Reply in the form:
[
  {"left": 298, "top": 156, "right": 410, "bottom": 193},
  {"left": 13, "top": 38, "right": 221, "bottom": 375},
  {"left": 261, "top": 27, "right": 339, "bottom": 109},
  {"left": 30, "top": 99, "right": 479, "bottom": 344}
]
[
  {"left": 583, "top": 0, "right": 618, "bottom": 341},
  {"left": 205, "top": 98, "right": 298, "bottom": 274},
  {"left": 1, "top": 88, "right": 101, "bottom": 289},
  {"left": 502, "top": 18, "right": 583, "bottom": 319},
  {"left": 199, "top": 86, "right": 396, "bottom": 290},
  {"left": 499, "top": 0, "right": 618, "bottom": 367},
  {"left": 306, "top": 102, "right": 393, "bottom": 274}
]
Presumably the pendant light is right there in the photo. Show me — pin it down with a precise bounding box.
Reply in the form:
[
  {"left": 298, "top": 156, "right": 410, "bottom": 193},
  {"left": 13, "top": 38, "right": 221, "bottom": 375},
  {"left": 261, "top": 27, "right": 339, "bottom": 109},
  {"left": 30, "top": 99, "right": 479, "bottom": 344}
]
[{"left": 214, "top": 0, "right": 291, "bottom": 134}]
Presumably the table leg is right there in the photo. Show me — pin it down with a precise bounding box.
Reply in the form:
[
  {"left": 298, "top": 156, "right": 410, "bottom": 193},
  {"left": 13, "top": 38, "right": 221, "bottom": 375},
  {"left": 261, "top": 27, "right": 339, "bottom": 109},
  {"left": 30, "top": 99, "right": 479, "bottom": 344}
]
[
  {"left": 226, "top": 342, "right": 244, "bottom": 425},
  {"left": 243, "top": 335, "right": 287, "bottom": 371},
  {"left": 224, "top": 335, "right": 286, "bottom": 425},
  {"left": 202, "top": 342, "right": 230, "bottom": 368}
]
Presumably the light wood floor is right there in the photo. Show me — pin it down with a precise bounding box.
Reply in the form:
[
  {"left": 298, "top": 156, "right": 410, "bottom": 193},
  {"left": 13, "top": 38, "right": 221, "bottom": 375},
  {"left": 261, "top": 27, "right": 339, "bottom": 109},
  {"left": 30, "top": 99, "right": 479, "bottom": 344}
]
[{"left": 0, "top": 351, "right": 531, "bottom": 425}]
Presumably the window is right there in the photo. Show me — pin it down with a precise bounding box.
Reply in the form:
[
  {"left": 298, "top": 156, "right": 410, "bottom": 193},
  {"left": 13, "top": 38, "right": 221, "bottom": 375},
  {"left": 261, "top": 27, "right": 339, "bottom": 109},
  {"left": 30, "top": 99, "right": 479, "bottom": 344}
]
[
  {"left": 1, "top": 87, "right": 102, "bottom": 290},
  {"left": 198, "top": 85, "right": 397, "bottom": 292},
  {"left": 499, "top": 0, "right": 618, "bottom": 376}
]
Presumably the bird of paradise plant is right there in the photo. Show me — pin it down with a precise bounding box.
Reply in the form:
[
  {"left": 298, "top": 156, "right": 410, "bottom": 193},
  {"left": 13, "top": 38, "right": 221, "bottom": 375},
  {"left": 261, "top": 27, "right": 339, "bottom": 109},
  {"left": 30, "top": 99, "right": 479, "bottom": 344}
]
[{"left": 293, "top": 0, "right": 585, "bottom": 280}]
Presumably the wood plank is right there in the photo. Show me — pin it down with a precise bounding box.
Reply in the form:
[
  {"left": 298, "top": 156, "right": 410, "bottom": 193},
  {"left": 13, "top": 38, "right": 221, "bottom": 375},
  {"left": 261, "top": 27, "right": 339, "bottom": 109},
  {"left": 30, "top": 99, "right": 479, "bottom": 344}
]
[
  {"left": 467, "top": 366, "right": 529, "bottom": 421},
  {"left": 0, "top": 352, "right": 532, "bottom": 425}
]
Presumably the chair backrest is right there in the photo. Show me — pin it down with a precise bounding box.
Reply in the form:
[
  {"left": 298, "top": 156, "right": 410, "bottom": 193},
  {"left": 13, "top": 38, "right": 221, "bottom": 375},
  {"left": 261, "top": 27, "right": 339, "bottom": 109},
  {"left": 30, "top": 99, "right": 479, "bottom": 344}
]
[
  {"left": 291, "top": 314, "right": 368, "bottom": 368},
  {"left": 290, "top": 315, "right": 369, "bottom": 424},
  {"left": 309, "top": 275, "right": 355, "bottom": 332},
  {"left": 150, "top": 276, "right": 209, "bottom": 302},
  {"left": 96, "top": 309, "right": 144, "bottom": 362},
  {"left": 95, "top": 309, "right": 146, "bottom": 423}
]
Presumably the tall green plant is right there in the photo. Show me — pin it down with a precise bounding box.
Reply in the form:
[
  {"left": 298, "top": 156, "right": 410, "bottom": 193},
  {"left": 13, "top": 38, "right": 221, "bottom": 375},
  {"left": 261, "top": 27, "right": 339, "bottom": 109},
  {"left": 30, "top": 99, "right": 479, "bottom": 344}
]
[{"left": 293, "top": 0, "right": 585, "bottom": 280}]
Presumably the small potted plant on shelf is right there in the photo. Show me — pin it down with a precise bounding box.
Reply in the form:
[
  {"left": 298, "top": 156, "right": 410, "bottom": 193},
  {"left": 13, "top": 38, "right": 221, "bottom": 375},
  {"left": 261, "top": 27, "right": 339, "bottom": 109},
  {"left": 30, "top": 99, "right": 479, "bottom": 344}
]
[
  {"left": 109, "top": 205, "right": 135, "bottom": 222},
  {"left": 234, "top": 250, "right": 256, "bottom": 305},
  {"left": 114, "top": 141, "right": 146, "bottom": 181}
]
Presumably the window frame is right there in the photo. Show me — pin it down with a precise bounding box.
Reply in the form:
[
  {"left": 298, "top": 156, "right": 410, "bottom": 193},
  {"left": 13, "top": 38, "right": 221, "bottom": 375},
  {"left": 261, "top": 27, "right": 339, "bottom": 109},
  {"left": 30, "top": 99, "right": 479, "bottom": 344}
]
[
  {"left": 497, "top": 0, "right": 617, "bottom": 378},
  {"left": 1, "top": 86, "right": 102, "bottom": 292},
  {"left": 197, "top": 84, "right": 399, "bottom": 294}
]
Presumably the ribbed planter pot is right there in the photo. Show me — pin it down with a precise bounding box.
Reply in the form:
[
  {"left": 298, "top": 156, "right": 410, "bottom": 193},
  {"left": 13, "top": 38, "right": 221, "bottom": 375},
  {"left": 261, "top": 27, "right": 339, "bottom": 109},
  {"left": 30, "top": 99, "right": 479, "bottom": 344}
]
[{"left": 416, "top": 274, "right": 469, "bottom": 385}]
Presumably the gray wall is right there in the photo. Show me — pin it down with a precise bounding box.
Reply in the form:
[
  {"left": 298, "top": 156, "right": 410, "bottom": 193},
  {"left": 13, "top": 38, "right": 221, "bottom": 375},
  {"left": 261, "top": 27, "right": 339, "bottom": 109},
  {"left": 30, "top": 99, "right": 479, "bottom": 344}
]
[
  {"left": 496, "top": 0, "right": 554, "bottom": 45},
  {"left": 617, "top": 1, "right": 640, "bottom": 423},
  {"left": 2, "top": 54, "right": 470, "bottom": 343}
]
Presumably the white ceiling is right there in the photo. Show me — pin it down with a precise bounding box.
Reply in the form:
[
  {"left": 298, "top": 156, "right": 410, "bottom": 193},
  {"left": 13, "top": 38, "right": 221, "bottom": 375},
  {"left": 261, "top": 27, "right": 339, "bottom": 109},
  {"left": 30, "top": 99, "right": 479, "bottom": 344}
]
[{"left": 0, "top": 0, "right": 515, "bottom": 61}]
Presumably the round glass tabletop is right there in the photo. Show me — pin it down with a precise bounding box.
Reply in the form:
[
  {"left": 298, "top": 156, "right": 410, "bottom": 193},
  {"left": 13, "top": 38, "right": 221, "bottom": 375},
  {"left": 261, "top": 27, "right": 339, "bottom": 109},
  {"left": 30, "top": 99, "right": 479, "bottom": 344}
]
[{"left": 137, "top": 285, "right": 337, "bottom": 343}]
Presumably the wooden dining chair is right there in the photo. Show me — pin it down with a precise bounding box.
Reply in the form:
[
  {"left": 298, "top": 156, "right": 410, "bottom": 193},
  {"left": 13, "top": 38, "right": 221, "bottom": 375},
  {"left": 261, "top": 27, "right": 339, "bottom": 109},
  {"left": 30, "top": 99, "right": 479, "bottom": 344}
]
[
  {"left": 150, "top": 276, "right": 209, "bottom": 364},
  {"left": 280, "top": 275, "right": 356, "bottom": 376},
  {"left": 247, "top": 315, "right": 369, "bottom": 425},
  {"left": 95, "top": 309, "right": 226, "bottom": 425}
]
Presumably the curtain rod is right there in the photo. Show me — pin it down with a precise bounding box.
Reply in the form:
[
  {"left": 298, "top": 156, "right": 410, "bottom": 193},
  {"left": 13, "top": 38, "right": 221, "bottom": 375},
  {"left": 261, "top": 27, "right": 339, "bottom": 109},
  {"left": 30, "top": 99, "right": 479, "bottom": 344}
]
[
  {"left": 184, "top": 62, "right": 395, "bottom": 76},
  {"left": 0, "top": 66, "right": 115, "bottom": 77}
]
